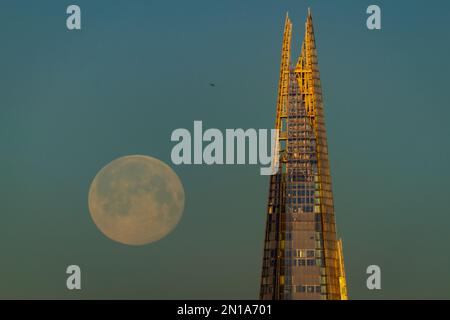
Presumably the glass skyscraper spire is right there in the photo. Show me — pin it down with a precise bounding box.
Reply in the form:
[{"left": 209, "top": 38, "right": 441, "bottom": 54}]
[{"left": 260, "top": 9, "right": 348, "bottom": 300}]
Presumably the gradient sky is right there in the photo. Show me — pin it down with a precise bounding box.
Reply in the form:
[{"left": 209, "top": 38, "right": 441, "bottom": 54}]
[{"left": 0, "top": 0, "right": 449, "bottom": 299}]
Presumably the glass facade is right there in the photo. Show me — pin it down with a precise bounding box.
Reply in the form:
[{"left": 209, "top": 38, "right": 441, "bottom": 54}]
[{"left": 260, "top": 11, "right": 347, "bottom": 300}]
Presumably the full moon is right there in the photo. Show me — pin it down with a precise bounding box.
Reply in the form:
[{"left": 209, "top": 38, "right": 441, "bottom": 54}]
[{"left": 88, "top": 155, "right": 185, "bottom": 245}]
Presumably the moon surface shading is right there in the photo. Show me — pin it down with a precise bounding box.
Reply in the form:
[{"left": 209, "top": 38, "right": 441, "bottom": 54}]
[{"left": 88, "top": 155, "right": 185, "bottom": 245}]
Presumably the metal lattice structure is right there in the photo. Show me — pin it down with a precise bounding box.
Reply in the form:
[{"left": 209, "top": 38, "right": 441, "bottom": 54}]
[{"left": 260, "top": 10, "right": 348, "bottom": 300}]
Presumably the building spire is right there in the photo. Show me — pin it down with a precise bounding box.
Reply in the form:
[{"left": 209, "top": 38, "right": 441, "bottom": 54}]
[
  {"left": 294, "top": 8, "right": 317, "bottom": 116},
  {"left": 306, "top": 7, "right": 313, "bottom": 30},
  {"left": 305, "top": 8, "right": 314, "bottom": 43},
  {"left": 281, "top": 13, "right": 292, "bottom": 75},
  {"left": 274, "top": 12, "right": 292, "bottom": 130}
]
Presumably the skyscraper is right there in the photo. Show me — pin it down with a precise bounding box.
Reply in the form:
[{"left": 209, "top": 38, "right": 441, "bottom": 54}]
[{"left": 260, "top": 9, "right": 348, "bottom": 300}]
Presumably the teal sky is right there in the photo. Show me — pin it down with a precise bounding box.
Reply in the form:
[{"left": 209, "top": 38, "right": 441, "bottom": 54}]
[{"left": 0, "top": 0, "right": 449, "bottom": 299}]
